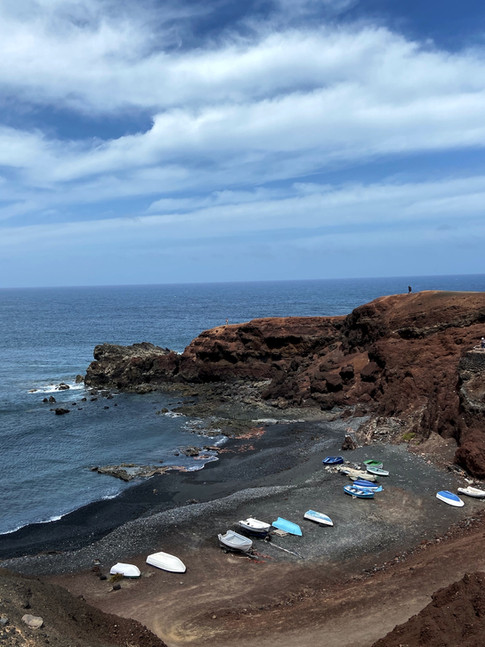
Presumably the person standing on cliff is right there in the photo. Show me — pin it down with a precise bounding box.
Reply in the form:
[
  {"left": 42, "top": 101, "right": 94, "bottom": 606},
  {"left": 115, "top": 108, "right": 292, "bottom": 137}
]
[
  {"left": 481, "top": 337, "right": 485, "bottom": 349},
  {"left": 408, "top": 285, "right": 412, "bottom": 293}
]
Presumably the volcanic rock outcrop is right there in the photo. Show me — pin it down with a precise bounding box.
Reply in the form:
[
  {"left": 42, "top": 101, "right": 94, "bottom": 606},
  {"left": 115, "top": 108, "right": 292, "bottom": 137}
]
[{"left": 85, "top": 291, "right": 485, "bottom": 475}]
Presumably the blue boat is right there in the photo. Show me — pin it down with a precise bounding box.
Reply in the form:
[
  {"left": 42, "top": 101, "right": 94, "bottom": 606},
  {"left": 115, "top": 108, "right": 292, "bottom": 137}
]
[
  {"left": 436, "top": 491, "right": 464, "bottom": 507},
  {"left": 322, "top": 456, "right": 344, "bottom": 465},
  {"left": 353, "top": 479, "right": 383, "bottom": 491},
  {"left": 343, "top": 485, "right": 374, "bottom": 499},
  {"left": 272, "top": 517, "right": 303, "bottom": 536}
]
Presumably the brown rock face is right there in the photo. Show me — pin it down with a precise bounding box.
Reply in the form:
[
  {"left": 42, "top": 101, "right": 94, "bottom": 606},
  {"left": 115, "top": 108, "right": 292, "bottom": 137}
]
[
  {"left": 85, "top": 291, "right": 485, "bottom": 475},
  {"left": 372, "top": 572, "right": 485, "bottom": 647}
]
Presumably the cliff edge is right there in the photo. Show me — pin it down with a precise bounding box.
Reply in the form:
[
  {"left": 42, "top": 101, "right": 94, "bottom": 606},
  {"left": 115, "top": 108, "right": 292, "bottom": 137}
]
[{"left": 85, "top": 290, "right": 485, "bottom": 476}]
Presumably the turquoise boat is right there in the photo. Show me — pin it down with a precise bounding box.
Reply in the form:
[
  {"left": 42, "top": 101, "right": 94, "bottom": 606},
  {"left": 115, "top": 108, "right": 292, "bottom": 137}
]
[{"left": 272, "top": 517, "right": 303, "bottom": 536}]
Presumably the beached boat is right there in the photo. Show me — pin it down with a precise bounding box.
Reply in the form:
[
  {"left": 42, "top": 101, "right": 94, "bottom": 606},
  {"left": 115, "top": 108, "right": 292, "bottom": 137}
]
[
  {"left": 339, "top": 467, "right": 377, "bottom": 481},
  {"left": 322, "top": 456, "right": 344, "bottom": 465},
  {"left": 303, "top": 510, "right": 333, "bottom": 526},
  {"left": 146, "top": 551, "right": 186, "bottom": 573},
  {"left": 272, "top": 517, "right": 303, "bottom": 536},
  {"left": 343, "top": 485, "right": 375, "bottom": 499},
  {"left": 218, "top": 530, "right": 253, "bottom": 553},
  {"left": 363, "top": 459, "right": 384, "bottom": 469},
  {"left": 457, "top": 486, "right": 485, "bottom": 498},
  {"left": 109, "top": 562, "right": 141, "bottom": 578},
  {"left": 353, "top": 480, "right": 383, "bottom": 492},
  {"left": 366, "top": 466, "right": 389, "bottom": 477},
  {"left": 436, "top": 491, "right": 464, "bottom": 507},
  {"left": 238, "top": 517, "right": 271, "bottom": 536}
]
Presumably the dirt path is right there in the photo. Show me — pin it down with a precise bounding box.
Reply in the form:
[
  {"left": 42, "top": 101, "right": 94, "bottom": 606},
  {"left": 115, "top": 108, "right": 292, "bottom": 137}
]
[{"left": 53, "top": 513, "right": 485, "bottom": 647}]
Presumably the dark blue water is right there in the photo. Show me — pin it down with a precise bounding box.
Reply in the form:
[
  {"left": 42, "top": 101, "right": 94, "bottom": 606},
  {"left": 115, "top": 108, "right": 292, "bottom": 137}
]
[{"left": 1, "top": 275, "right": 484, "bottom": 535}]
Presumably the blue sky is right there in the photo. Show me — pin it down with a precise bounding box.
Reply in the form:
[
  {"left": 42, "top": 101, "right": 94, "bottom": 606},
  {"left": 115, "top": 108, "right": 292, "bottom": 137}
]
[{"left": 1, "top": 0, "right": 485, "bottom": 287}]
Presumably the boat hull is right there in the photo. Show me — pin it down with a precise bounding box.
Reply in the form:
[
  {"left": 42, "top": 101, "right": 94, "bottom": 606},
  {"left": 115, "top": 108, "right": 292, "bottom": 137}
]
[
  {"left": 322, "top": 456, "right": 344, "bottom": 465},
  {"left": 303, "top": 510, "right": 333, "bottom": 526},
  {"left": 218, "top": 530, "right": 253, "bottom": 553},
  {"left": 272, "top": 517, "right": 302, "bottom": 536},
  {"left": 457, "top": 486, "right": 485, "bottom": 498},
  {"left": 366, "top": 466, "right": 389, "bottom": 476},
  {"left": 146, "top": 551, "right": 187, "bottom": 573},
  {"left": 239, "top": 518, "right": 271, "bottom": 536},
  {"left": 109, "top": 563, "right": 141, "bottom": 578},
  {"left": 343, "top": 485, "right": 374, "bottom": 499},
  {"left": 436, "top": 491, "right": 464, "bottom": 507}
]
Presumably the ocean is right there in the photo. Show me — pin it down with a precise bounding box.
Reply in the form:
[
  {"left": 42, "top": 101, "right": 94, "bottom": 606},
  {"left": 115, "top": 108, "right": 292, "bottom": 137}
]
[{"left": 1, "top": 275, "right": 484, "bottom": 536}]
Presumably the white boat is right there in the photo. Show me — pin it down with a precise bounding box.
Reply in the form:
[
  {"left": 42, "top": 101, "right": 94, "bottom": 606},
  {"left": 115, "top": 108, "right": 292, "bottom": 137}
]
[
  {"left": 436, "top": 490, "right": 464, "bottom": 507},
  {"left": 218, "top": 530, "right": 253, "bottom": 553},
  {"left": 238, "top": 517, "right": 271, "bottom": 535},
  {"left": 109, "top": 562, "right": 141, "bottom": 578},
  {"left": 339, "top": 467, "right": 377, "bottom": 481},
  {"left": 457, "top": 486, "right": 485, "bottom": 498},
  {"left": 146, "top": 551, "right": 186, "bottom": 573},
  {"left": 366, "top": 466, "right": 389, "bottom": 477},
  {"left": 303, "top": 510, "right": 333, "bottom": 526}
]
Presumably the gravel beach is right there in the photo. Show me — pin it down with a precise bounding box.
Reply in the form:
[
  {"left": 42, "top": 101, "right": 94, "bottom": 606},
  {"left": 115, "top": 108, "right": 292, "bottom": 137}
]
[
  {"left": 1, "top": 414, "right": 472, "bottom": 576},
  {"left": 2, "top": 413, "right": 484, "bottom": 647}
]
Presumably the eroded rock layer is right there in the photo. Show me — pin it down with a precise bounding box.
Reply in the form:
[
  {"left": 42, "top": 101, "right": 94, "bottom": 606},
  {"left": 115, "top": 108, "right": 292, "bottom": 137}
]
[{"left": 85, "top": 291, "right": 485, "bottom": 475}]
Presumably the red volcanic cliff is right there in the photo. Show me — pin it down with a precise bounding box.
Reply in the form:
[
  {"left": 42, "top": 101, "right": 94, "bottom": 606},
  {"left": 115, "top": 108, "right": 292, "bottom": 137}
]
[{"left": 85, "top": 291, "right": 485, "bottom": 476}]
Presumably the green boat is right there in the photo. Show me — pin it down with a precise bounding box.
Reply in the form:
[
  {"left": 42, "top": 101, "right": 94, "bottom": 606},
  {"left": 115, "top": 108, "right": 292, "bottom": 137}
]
[{"left": 363, "top": 459, "right": 383, "bottom": 469}]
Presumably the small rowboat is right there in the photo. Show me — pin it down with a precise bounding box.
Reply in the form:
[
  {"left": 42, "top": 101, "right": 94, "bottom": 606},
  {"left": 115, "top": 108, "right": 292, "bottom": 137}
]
[
  {"left": 366, "top": 466, "right": 389, "bottom": 477},
  {"left": 436, "top": 491, "right": 464, "bottom": 507},
  {"left": 343, "top": 485, "right": 374, "bottom": 499},
  {"left": 109, "top": 563, "right": 141, "bottom": 578},
  {"left": 303, "top": 510, "right": 333, "bottom": 526},
  {"left": 218, "top": 530, "right": 253, "bottom": 553},
  {"left": 353, "top": 478, "right": 378, "bottom": 488},
  {"left": 146, "top": 551, "right": 186, "bottom": 573},
  {"left": 239, "top": 517, "right": 271, "bottom": 536},
  {"left": 457, "top": 486, "right": 485, "bottom": 498},
  {"left": 272, "top": 517, "right": 303, "bottom": 536},
  {"left": 353, "top": 480, "right": 383, "bottom": 493},
  {"left": 322, "top": 456, "right": 344, "bottom": 465},
  {"left": 363, "top": 459, "right": 383, "bottom": 469}
]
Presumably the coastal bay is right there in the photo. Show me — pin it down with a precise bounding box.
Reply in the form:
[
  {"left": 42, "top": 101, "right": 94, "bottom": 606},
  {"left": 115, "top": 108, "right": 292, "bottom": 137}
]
[{"left": 3, "top": 281, "right": 485, "bottom": 646}]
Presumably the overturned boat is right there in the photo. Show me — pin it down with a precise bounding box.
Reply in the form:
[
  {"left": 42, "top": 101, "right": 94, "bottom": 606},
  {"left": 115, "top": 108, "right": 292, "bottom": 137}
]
[
  {"left": 109, "top": 562, "right": 141, "bottom": 578},
  {"left": 146, "top": 551, "right": 186, "bottom": 573},
  {"left": 218, "top": 530, "right": 253, "bottom": 553}
]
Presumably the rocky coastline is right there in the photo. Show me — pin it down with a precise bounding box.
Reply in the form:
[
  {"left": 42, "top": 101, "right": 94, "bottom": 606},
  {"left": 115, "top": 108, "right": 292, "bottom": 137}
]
[
  {"left": 85, "top": 290, "right": 485, "bottom": 477},
  {"left": 3, "top": 289, "right": 485, "bottom": 647}
]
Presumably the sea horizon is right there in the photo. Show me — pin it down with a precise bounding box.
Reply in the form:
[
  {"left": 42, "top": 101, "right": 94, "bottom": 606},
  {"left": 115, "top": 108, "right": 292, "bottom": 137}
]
[{"left": 1, "top": 271, "right": 484, "bottom": 291}]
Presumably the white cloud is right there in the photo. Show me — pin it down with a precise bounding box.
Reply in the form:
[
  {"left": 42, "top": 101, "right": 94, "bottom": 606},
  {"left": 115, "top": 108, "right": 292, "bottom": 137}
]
[{"left": 1, "top": 0, "right": 485, "bottom": 287}]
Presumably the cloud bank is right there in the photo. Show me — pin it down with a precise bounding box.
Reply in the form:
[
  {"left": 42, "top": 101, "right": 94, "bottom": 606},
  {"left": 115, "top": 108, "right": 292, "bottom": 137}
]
[{"left": 1, "top": 0, "right": 484, "bottom": 285}]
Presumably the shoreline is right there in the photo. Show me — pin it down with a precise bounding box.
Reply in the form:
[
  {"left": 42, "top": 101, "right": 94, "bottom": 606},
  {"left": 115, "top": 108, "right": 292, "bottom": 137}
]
[
  {"left": 0, "top": 417, "right": 333, "bottom": 564},
  {"left": 1, "top": 414, "right": 474, "bottom": 578}
]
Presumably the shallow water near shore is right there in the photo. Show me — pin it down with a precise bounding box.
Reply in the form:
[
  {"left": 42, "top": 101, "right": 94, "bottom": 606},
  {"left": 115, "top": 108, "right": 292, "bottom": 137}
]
[{"left": 2, "top": 274, "right": 485, "bottom": 538}]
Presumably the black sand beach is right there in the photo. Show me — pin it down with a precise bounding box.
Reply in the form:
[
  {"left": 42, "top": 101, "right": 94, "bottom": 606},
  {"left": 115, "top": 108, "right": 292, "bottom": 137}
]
[{"left": 1, "top": 414, "right": 474, "bottom": 578}]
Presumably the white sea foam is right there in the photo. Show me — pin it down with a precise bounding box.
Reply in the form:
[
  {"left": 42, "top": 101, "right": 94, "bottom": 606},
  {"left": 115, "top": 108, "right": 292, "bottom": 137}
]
[
  {"left": 28, "top": 382, "right": 85, "bottom": 394},
  {"left": 252, "top": 418, "right": 306, "bottom": 424},
  {"left": 163, "top": 410, "right": 185, "bottom": 418}
]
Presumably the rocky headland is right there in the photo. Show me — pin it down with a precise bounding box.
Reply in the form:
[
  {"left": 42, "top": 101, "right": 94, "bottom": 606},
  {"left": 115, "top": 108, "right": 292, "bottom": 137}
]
[
  {"left": 4, "top": 289, "right": 485, "bottom": 647},
  {"left": 85, "top": 290, "right": 485, "bottom": 477}
]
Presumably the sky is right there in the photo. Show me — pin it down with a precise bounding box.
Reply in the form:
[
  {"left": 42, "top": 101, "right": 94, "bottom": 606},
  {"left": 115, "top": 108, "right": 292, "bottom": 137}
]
[{"left": 1, "top": 0, "right": 485, "bottom": 287}]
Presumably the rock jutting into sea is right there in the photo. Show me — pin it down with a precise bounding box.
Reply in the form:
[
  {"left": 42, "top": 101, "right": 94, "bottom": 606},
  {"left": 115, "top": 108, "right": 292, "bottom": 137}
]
[{"left": 84, "top": 291, "right": 485, "bottom": 476}]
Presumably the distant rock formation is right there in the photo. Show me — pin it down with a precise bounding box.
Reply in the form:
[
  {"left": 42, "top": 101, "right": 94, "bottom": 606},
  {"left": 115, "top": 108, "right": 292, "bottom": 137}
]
[{"left": 85, "top": 291, "right": 485, "bottom": 476}]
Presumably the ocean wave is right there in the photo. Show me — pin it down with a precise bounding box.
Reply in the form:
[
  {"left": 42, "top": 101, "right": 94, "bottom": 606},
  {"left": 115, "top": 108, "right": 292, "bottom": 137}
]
[
  {"left": 163, "top": 410, "right": 185, "bottom": 418},
  {"left": 27, "top": 382, "right": 85, "bottom": 395}
]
